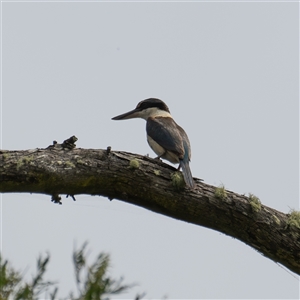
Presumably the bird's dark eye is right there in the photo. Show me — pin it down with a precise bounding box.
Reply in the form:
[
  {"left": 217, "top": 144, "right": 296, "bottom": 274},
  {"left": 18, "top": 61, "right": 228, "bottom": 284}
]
[
  {"left": 136, "top": 101, "right": 143, "bottom": 109},
  {"left": 136, "top": 101, "right": 148, "bottom": 110}
]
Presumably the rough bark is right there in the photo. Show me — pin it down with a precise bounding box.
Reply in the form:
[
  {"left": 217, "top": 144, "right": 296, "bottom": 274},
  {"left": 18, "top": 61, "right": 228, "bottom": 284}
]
[{"left": 0, "top": 140, "right": 299, "bottom": 275}]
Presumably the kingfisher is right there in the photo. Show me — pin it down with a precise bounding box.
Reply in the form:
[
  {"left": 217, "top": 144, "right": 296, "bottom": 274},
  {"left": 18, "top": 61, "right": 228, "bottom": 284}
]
[{"left": 112, "top": 98, "right": 195, "bottom": 188}]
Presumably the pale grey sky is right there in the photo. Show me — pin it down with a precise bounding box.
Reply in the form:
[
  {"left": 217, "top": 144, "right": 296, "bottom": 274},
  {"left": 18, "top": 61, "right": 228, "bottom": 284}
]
[{"left": 1, "top": 1, "right": 299, "bottom": 299}]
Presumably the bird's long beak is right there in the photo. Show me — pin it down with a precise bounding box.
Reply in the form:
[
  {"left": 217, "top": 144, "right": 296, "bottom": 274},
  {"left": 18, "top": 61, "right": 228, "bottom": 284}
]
[{"left": 112, "top": 108, "right": 142, "bottom": 120}]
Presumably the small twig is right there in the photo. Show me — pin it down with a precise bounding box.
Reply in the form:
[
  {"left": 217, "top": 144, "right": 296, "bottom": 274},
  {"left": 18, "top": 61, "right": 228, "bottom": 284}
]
[
  {"left": 47, "top": 136, "right": 78, "bottom": 150},
  {"left": 106, "top": 146, "right": 112, "bottom": 155},
  {"left": 67, "top": 194, "right": 76, "bottom": 201},
  {"left": 51, "top": 193, "right": 62, "bottom": 205},
  {"left": 62, "top": 136, "right": 78, "bottom": 149}
]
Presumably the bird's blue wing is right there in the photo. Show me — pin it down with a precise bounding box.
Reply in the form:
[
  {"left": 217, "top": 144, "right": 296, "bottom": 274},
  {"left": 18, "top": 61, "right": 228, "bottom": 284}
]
[{"left": 146, "top": 117, "right": 186, "bottom": 159}]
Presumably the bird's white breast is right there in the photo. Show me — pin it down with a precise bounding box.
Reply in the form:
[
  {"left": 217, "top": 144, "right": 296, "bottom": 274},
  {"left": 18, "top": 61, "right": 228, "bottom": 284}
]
[{"left": 147, "top": 135, "right": 180, "bottom": 164}]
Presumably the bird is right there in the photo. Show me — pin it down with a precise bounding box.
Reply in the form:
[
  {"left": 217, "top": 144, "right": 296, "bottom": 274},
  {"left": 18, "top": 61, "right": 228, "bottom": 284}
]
[{"left": 112, "top": 98, "right": 195, "bottom": 188}]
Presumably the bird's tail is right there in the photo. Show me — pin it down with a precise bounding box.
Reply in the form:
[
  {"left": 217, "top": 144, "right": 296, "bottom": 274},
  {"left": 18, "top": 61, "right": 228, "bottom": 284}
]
[{"left": 180, "top": 160, "right": 195, "bottom": 189}]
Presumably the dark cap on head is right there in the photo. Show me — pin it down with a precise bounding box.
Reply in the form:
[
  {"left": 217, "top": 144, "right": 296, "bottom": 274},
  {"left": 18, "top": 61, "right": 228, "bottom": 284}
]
[{"left": 136, "top": 98, "right": 170, "bottom": 113}]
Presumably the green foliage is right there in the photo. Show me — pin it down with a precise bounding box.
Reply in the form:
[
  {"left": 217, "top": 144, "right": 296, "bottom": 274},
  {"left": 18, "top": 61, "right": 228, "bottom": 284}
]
[
  {"left": 287, "top": 209, "right": 300, "bottom": 229},
  {"left": 71, "top": 242, "right": 132, "bottom": 300},
  {"left": 0, "top": 243, "right": 132, "bottom": 300},
  {"left": 0, "top": 253, "right": 57, "bottom": 300},
  {"left": 129, "top": 159, "right": 140, "bottom": 169},
  {"left": 171, "top": 172, "right": 185, "bottom": 190},
  {"left": 153, "top": 169, "right": 161, "bottom": 176},
  {"left": 215, "top": 184, "right": 227, "bottom": 199},
  {"left": 0, "top": 254, "right": 22, "bottom": 299},
  {"left": 248, "top": 193, "right": 261, "bottom": 212}
]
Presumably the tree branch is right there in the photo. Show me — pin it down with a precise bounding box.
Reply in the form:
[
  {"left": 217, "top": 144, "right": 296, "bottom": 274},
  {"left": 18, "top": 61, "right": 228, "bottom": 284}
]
[{"left": 0, "top": 140, "right": 299, "bottom": 275}]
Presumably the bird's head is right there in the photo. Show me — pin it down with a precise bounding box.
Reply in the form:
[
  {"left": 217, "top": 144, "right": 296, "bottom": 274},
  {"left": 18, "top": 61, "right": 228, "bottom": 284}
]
[{"left": 112, "top": 98, "right": 171, "bottom": 121}]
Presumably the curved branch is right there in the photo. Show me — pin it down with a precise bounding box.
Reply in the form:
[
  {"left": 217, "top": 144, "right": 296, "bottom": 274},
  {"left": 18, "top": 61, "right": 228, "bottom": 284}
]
[{"left": 0, "top": 145, "right": 299, "bottom": 275}]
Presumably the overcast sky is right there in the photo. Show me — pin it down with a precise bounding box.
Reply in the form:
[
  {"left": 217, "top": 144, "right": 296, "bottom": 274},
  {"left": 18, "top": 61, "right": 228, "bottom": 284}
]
[{"left": 1, "top": 1, "right": 299, "bottom": 299}]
